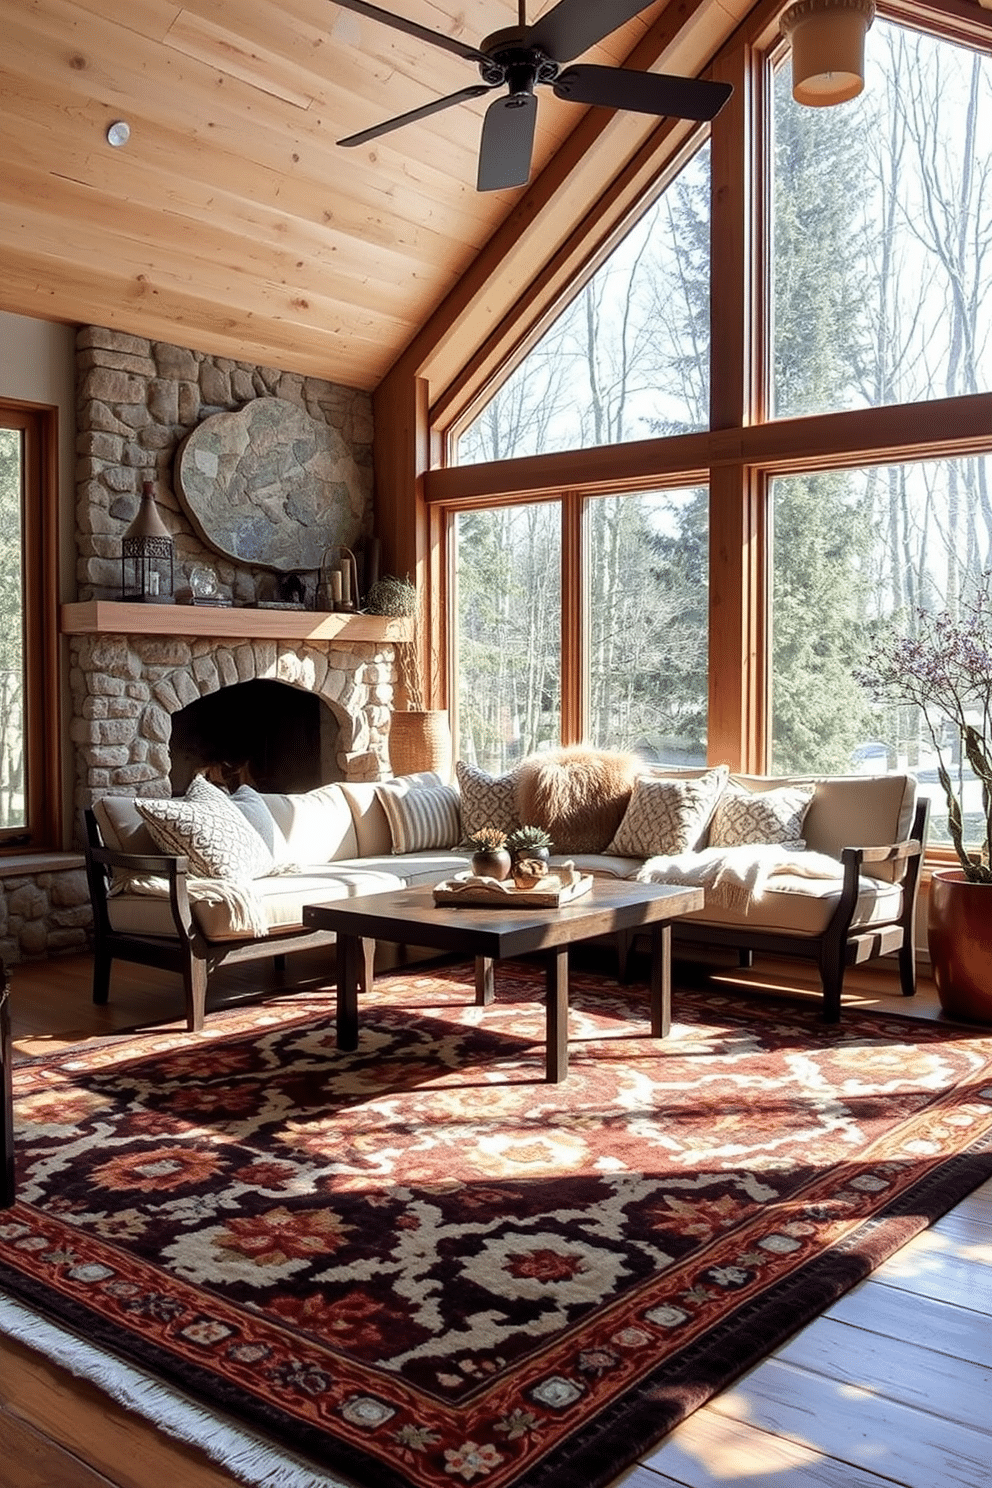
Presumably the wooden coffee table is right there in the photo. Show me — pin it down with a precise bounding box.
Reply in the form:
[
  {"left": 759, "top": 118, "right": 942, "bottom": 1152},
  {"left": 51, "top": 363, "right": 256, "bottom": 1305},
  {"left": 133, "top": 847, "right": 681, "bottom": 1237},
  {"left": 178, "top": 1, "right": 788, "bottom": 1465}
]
[{"left": 303, "top": 878, "right": 704, "bottom": 1082}]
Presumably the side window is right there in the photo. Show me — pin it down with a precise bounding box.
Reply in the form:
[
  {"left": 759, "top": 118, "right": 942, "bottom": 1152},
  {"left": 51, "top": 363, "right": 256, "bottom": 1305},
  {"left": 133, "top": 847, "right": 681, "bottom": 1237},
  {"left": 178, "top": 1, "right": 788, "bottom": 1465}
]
[{"left": 0, "top": 404, "right": 58, "bottom": 850}]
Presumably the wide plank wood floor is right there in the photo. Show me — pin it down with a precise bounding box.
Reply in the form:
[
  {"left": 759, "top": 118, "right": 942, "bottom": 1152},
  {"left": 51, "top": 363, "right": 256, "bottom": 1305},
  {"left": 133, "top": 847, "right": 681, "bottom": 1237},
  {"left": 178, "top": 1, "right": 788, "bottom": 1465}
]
[{"left": 2, "top": 949, "right": 990, "bottom": 1488}]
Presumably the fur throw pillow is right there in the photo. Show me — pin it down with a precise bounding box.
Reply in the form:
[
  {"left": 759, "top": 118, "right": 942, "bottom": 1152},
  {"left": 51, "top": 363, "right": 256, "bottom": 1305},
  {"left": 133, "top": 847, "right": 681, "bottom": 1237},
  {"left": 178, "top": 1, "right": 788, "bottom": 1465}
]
[{"left": 515, "top": 747, "right": 641, "bottom": 853}]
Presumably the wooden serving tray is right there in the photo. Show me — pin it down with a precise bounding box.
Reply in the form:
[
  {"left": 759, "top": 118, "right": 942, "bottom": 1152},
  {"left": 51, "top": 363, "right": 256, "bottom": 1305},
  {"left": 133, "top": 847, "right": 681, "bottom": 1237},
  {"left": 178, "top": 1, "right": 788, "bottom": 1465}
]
[{"left": 433, "top": 872, "right": 594, "bottom": 909}]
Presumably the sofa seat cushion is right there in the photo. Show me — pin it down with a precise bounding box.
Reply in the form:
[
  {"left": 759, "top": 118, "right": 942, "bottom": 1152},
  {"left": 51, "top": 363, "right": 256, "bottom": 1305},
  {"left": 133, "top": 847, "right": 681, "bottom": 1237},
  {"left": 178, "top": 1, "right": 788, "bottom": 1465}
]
[
  {"left": 682, "top": 874, "right": 904, "bottom": 938},
  {"left": 108, "top": 867, "right": 409, "bottom": 942},
  {"left": 341, "top": 851, "right": 472, "bottom": 889}
]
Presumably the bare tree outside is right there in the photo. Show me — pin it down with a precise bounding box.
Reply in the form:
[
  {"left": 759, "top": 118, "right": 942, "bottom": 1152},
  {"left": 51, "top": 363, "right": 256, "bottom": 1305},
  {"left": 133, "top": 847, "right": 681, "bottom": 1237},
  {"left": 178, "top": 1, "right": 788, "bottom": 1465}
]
[{"left": 771, "top": 20, "right": 992, "bottom": 841}]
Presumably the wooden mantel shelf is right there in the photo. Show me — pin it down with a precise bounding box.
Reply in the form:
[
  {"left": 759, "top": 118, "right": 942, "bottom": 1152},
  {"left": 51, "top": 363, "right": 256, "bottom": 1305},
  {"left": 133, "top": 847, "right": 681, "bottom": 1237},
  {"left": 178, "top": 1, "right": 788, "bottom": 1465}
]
[{"left": 61, "top": 601, "right": 413, "bottom": 644}]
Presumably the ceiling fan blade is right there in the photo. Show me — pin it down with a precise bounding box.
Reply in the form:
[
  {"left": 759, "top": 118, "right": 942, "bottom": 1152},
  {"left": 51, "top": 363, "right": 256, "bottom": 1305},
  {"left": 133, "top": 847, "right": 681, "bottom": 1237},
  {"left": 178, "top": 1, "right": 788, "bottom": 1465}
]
[
  {"left": 553, "top": 65, "right": 733, "bottom": 121},
  {"left": 528, "top": 0, "right": 658, "bottom": 64},
  {"left": 338, "top": 85, "right": 496, "bottom": 147},
  {"left": 330, "top": 0, "right": 490, "bottom": 65},
  {"left": 477, "top": 92, "right": 538, "bottom": 192}
]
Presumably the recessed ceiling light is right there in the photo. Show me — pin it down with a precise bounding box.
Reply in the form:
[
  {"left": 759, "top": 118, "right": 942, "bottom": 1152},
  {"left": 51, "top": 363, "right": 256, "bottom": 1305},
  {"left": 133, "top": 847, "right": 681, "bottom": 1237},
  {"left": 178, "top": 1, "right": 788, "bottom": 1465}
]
[{"left": 106, "top": 121, "right": 130, "bottom": 147}]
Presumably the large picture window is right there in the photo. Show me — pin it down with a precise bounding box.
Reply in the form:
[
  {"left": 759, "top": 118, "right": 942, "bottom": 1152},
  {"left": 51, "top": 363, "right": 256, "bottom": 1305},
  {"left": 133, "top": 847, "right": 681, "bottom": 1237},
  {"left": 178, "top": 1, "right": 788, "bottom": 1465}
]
[
  {"left": 458, "top": 145, "right": 712, "bottom": 463},
  {"left": 588, "top": 488, "right": 708, "bottom": 762},
  {"left": 772, "top": 18, "right": 992, "bottom": 419},
  {"left": 771, "top": 454, "right": 992, "bottom": 847},
  {"left": 454, "top": 504, "right": 561, "bottom": 772},
  {"left": 432, "top": 0, "right": 992, "bottom": 866}
]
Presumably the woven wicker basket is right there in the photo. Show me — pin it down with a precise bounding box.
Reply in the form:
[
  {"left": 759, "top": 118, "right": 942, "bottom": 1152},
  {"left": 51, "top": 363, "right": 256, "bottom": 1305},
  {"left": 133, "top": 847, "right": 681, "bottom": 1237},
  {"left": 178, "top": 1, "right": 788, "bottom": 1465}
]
[{"left": 388, "top": 709, "right": 452, "bottom": 780}]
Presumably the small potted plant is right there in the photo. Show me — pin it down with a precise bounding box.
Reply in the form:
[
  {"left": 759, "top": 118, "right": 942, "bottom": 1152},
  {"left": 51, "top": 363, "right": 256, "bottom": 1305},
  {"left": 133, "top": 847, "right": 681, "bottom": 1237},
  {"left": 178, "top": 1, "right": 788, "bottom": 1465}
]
[
  {"left": 505, "top": 824, "right": 554, "bottom": 866},
  {"left": 856, "top": 572, "right": 992, "bottom": 1021},
  {"left": 463, "top": 827, "right": 512, "bottom": 881}
]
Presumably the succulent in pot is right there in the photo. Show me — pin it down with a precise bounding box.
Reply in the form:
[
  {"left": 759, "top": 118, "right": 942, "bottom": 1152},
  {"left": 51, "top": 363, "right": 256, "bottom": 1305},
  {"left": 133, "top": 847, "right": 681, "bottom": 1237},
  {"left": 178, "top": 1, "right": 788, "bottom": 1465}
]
[
  {"left": 505, "top": 824, "right": 554, "bottom": 865},
  {"left": 463, "top": 827, "right": 512, "bottom": 881}
]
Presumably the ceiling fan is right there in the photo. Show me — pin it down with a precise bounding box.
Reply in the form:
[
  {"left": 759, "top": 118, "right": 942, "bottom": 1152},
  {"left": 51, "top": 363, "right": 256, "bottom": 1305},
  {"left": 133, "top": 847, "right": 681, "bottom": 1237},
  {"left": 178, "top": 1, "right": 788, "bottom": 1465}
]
[{"left": 334, "top": 0, "right": 732, "bottom": 191}]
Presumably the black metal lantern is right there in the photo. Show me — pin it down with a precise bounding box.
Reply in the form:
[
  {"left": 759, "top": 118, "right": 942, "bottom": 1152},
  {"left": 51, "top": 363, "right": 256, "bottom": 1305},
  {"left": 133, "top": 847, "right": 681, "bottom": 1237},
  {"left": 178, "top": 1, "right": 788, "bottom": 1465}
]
[{"left": 122, "top": 481, "right": 174, "bottom": 603}]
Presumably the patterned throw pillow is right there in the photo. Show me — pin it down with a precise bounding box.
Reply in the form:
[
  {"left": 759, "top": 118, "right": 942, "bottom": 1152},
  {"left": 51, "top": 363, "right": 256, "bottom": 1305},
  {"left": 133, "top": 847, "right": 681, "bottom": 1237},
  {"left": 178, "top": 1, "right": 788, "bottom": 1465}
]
[
  {"left": 377, "top": 779, "right": 462, "bottom": 854},
  {"left": 606, "top": 766, "right": 729, "bottom": 858},
  {"left": 136, "top": 775, "right": 274, "bottom": 879},
  {"left": 456, "top": 760, "right": 520, "bottom": 838},
  {"left": 707, "top": 782, "right": 815, "bottom": 850}
]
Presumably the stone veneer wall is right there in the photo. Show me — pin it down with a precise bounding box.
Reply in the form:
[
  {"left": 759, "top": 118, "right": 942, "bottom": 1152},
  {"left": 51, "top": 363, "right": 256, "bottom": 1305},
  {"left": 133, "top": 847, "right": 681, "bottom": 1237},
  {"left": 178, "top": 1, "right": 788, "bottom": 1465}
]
[
  {"left": 76, "top": 326, "right": 374, "bottom": 603},
  {"left": 0, "top": 863, "right": 91, "bottom": 966}
]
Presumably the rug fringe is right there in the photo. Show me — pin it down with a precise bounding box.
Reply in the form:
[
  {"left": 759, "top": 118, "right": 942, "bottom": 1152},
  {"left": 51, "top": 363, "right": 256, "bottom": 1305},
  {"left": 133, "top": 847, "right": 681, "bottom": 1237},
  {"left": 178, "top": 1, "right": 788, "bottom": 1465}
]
[{"left": 0, "top": 1295, "right": 348, "bottom": 1488}]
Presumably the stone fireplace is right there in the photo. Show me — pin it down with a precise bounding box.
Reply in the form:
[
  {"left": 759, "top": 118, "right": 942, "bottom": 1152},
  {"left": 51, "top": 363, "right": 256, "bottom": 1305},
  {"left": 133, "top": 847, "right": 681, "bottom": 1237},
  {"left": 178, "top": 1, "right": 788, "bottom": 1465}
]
[
  {"left": 66, "top": 326, "right": 407, "bottom": 822},
  {"left": 66, "top": 607, "right": 409, "bottom": 814}
]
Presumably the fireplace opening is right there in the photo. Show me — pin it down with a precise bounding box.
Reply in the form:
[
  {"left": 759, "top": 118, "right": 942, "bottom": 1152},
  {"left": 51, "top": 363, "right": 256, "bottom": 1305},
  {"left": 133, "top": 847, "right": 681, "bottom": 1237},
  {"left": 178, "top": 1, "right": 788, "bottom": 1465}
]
[{"left": 169, "top": 680, "right": 340, "bottom": 796}]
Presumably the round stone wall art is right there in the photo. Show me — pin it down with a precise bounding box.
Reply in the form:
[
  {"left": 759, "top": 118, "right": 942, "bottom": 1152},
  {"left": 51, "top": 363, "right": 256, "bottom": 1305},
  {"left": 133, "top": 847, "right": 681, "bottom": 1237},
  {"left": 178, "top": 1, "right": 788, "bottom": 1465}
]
[{"left": 173, "top": 397, "right": 363, "bottom": 572}]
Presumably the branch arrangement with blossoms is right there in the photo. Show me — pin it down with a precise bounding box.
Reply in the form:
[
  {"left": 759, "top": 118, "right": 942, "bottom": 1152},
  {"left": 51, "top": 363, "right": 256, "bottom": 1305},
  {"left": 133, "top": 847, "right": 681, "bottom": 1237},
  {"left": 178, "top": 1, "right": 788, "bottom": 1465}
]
[{"left": 854, "top": 573, "right": 992, "bottom": 883}]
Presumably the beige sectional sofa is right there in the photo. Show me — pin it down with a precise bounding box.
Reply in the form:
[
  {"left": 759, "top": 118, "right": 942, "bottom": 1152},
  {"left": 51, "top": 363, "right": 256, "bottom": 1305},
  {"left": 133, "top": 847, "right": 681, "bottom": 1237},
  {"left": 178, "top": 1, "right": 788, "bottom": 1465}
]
[{"left": 82, "top": 754, "right": 928, "bottom": 1032}]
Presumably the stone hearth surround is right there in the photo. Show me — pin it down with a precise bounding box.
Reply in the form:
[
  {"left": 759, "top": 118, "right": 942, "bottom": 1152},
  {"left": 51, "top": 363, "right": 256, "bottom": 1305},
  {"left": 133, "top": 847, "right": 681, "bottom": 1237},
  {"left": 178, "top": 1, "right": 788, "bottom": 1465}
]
[{"left": 68, "top": 631, "right": 394, "bottom": 799}]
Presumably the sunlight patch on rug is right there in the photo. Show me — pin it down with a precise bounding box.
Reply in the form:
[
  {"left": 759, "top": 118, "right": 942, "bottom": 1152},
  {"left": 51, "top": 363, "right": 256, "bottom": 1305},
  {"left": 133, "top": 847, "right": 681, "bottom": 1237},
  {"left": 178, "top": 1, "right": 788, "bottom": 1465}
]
[{"left": 3, "top": 965, "right": 992, "bottom": 1488}]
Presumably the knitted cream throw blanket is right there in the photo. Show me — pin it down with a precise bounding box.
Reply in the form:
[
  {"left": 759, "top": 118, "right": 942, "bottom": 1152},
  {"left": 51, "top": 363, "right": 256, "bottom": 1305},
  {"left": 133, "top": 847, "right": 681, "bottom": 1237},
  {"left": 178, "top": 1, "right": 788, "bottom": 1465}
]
[
  {"left": 635, "top": 845, "right": 845, "bottom": 912},
  {"left": 110, "top": 875, "right": 270, "bottom": 938}
]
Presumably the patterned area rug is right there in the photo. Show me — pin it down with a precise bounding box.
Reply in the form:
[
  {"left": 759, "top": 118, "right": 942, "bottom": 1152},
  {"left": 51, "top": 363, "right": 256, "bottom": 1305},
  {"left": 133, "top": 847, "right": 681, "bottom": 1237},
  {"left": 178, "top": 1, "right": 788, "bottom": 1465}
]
[{"left": 4, "top": 963, "right": 992, "bottom": 1488}]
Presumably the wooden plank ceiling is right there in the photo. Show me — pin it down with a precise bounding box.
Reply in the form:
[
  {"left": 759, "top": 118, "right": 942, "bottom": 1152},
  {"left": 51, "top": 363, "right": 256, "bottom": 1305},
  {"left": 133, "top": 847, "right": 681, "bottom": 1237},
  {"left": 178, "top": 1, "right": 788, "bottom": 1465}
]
[{"left": 0, "top": 0, "right": 687, "bottom": 388}]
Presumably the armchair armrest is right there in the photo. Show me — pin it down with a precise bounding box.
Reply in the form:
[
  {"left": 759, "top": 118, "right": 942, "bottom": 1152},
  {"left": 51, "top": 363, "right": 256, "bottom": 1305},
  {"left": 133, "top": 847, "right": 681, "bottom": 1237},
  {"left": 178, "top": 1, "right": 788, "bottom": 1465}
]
[
  {"left": 841, "top": 836, "right": 924, "bottom": 869},
  {"left": 83, "top": 826, "right": 196, "bottom": 943}
]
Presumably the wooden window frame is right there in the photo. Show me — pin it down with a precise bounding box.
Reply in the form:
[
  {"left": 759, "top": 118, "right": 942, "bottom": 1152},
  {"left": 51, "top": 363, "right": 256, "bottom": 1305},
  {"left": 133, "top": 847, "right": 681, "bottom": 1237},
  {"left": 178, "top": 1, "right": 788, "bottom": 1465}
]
[
  {"left": 0, "top": 400, "right": 60, "bottom": 853},
  {"left": 372, "top": 0, "right": 992, "bottom": 808}
]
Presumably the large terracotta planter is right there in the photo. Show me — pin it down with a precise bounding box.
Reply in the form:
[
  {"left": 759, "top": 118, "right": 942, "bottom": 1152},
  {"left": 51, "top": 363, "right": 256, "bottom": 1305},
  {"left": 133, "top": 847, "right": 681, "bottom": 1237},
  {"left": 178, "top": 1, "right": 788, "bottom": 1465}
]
[{"left": 927, "top": 868, "right": 992, "bottom": 1024}]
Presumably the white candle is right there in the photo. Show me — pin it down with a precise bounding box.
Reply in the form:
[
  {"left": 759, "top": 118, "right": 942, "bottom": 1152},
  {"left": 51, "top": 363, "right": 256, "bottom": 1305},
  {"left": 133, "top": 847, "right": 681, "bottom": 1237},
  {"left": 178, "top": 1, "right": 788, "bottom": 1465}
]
[
  {"left": 147, "top": 571, "right": 159, "bottom": 596},
  {"left": 340, "top": 563, "right": 351, "bottom": 606},
  {"left": 330, "top": 569, "right": 343, "bottom": 604}
]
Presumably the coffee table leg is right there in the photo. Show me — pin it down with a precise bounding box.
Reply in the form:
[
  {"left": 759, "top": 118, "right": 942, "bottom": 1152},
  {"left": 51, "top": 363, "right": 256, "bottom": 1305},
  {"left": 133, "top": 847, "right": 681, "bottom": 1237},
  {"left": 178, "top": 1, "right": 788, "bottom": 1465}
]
[
  {"left": 546, "top": 949, "right": 569, "bottom": 1082},
  {"left": 337, "top": 934, "right": 360, "bottom": 1051},
  {"left": 649, "top": 923, "right": 672, "bottom": 1038},
  {"left": 475, "top": 956, "right": 495, "bottom": 1006}
]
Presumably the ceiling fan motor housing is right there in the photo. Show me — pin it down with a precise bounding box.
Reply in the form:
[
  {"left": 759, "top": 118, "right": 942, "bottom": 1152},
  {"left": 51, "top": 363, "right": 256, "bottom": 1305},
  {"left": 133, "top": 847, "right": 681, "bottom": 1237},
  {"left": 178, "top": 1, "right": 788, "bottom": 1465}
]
[{"left": 478, "top": 28, "right": 560, "bottom": 91}]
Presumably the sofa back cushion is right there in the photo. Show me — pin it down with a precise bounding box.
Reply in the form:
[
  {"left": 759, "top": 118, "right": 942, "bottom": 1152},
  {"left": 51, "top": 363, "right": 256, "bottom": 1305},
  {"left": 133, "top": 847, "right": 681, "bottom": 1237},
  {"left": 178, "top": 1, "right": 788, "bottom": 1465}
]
[
  {"left": 730, "top": 772, "right": 917, "bottom": 881},
  {"left": 607, "top": 766, "right": 729, "bottom": 858},
  {"left": 376, "top": 777, "right": 462, "bottom": 853},
  {"left": 92, "top": 796, "right": 160, "bottom": 855},
  {"left": 136, "top": 776, "right": 274, "bottom": 879},
  {"left": 456, "top": 760, "right": 520, "bottom": 838},
  {"left": 339, "top": 772, "right": 448, "bottom": 858},
  {"left": 261, "top": 783, "right": 359, "bottom": 864},
  {"left": 708, "top": 782, "right": 815, "bottom": 850}
]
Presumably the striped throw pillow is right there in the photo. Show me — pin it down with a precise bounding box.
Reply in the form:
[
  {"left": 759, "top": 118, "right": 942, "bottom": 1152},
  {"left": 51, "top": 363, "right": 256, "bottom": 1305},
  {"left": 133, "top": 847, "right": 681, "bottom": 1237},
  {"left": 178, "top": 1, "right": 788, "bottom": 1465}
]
[{"left": 376, "top": 779, "right": 462, "bottom": 854}]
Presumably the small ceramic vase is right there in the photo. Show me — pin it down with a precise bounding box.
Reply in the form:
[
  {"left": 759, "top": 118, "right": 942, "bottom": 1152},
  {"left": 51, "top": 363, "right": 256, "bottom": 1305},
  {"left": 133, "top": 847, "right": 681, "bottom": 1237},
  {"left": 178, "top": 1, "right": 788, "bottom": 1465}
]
[{"left": 471, "top": 848, "right": 512, "bottom": 881}]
